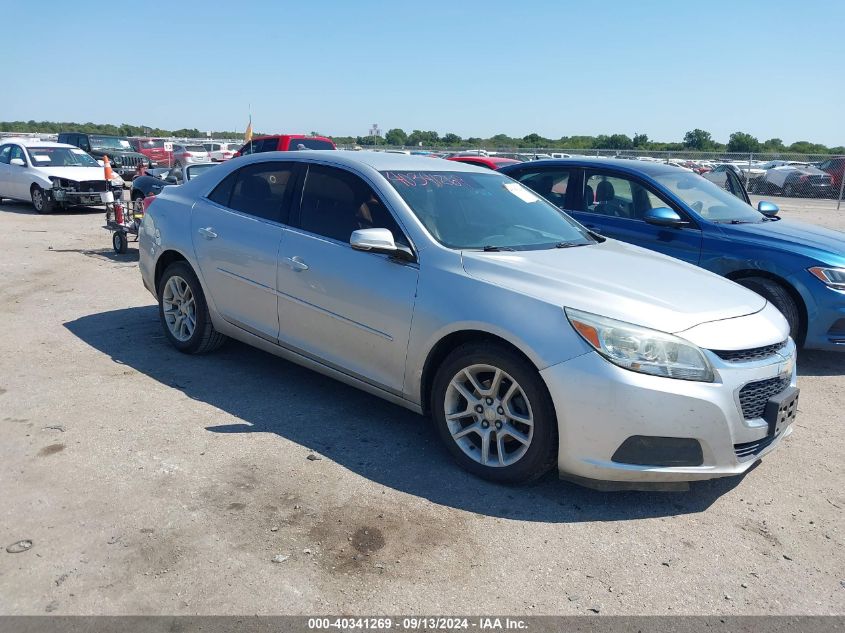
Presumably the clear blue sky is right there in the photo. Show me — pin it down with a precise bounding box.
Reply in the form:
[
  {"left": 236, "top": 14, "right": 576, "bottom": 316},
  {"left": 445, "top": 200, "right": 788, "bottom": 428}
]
[{"left": 3, "top": 0, "right": 843, "bottom": 145}]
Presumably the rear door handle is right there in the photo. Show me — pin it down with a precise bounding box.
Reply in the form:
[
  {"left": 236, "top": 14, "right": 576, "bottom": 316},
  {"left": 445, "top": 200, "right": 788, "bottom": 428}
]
[
  {"left": 283, "top": 256, "right": 309, "bottom": 272},
  {"left": 198, "top": 227, "right": 217, "bottom": 239}
]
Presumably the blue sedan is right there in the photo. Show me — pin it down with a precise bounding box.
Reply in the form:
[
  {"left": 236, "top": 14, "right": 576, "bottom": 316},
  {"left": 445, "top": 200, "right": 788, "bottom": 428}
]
[{"left": 500, "top": 158, "right": 845, "bottom": 351}]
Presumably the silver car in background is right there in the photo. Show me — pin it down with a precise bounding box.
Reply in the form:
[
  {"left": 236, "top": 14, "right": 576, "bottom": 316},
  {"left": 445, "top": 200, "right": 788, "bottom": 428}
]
[
  {"left": 139, "top": 152, "right": 797, "bottom": 487},
  {"left": 171, "top": 143, "right": 211, "bottom": 167}
]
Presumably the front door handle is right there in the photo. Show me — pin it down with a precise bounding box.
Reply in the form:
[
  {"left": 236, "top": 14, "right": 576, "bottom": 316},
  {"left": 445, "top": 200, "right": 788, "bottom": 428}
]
[
  {"left": 198, "top": 226, "right": 217, "bottom": 239},
  {"left": 284, "top": 256, "right": 309, "bottom": 272}
]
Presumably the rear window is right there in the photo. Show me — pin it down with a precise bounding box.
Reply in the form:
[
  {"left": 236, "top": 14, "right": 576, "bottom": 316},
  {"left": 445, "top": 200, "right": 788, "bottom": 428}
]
[
  {"left": 287, "top": 138, "right": 335, "bottom": 151},
  {"left": 185, "top": 145, "right": 207, "bottom": 152}
]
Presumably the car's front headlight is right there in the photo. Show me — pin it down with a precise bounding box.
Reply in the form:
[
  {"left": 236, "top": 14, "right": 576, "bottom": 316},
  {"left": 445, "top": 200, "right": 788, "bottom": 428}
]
[
  {"left": 565, "top": 308, "right": 715, "bottom": 382},
  {"left": 808, "top": 267, "right": 845, "bottom": 290}
]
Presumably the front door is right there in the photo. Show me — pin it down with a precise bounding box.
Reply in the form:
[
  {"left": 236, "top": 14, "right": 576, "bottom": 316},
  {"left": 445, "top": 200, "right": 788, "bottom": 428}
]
[
  {"left": 276, "top": 163, "right": 418, "bottom": 393},
  {"left": 571, "top": 170, "right": 703, "bottom": 265},
  {"left": 190, "top": 161, "right": 296, "bottom": 341}
]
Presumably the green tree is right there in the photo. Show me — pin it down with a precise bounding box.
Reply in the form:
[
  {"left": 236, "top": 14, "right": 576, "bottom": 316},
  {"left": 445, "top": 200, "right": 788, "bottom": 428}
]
[
  {"left": 727, "top": 131, "right": 761, "bottom": 153},
  {"left": 441, "top": 132, "right": 462, "bottom": 146},
  {"left": 522, "top": 132, "right": 550, "bottom": 147},
  {"left": 683, "top": 129, "right": 715, "bottom": 151},
  {"left": 788, "top": 140, "right": 828, "bottom": 154},
  {"left": 406, "top": 130, "right": 439, "bottom": 146},
  {"left": 632, "top": 133, "right": 649, "bottom": 148},
  {"left": 762, "top": 138, "right": 784, "bottom": 151},
  {"left": 384, "top": 128, "right": 407, "bottom": 146}
]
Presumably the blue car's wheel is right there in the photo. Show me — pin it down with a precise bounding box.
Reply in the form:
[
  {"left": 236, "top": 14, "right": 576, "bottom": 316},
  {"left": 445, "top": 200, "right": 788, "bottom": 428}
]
[{"left": 737, "top": 277, "right": 801, "bottom": 344}]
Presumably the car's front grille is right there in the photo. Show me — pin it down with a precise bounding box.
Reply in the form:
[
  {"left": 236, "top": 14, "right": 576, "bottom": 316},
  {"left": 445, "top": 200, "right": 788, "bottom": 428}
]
[
  {"left": 738, "top": 375, "right": 791, "bottom": 420},
  {"left": 118, "top": 155, "right": 143, "bottom": 168},
  {"left": 77, "top": 180, "right": 108, "bottom": 192},
  {"left": 712, "top": 341, "right": 787, "bottom": 363},
  {"left": 734, "top": 433, "right": 778, "bottom": 460}
]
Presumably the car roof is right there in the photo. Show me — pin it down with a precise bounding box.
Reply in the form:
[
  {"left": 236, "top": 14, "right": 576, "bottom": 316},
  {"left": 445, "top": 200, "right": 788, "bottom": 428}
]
[
  {"left": 0, "top": 138, "right": 77, "bottom": 149},
  {"left": 237, "top": 149, "right": 489, "bottom": 173},
  {"left": 499, "top": 156, "right": 684, "bottom": 177}
]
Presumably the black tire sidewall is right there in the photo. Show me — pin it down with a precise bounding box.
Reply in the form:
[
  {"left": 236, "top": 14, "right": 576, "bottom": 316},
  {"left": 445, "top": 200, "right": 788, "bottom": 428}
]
[
  {"left": 431, "top": 342, "right": 557, "bottom": 484},
  {"left": 112, "top": 231, "right": 127, "bottom": 254},
  {"left": 32, "top": 186, "right": 52, "bottom": 214},
  {"left": 738, "top": 277, "right": 801, "bottom": 342},
  {"left": 157, "top": 262, "right": 213, "bottom": 353}
]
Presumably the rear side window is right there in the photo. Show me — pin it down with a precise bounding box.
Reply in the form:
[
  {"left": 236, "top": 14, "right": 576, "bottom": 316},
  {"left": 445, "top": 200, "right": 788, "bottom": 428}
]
[
  {"left": 514, "top": 169, "right": 572, "bottom": 208},
  {"left": 296, "top": 164, "right": 408, "bottom": 245},
  {"left": 208, "top": 171, "right": 237, "bottom": 206},
  {"left": 0, "top": 145, "right": 11, "bottom": 164},
  {"left": 257, "top": 138, "right": 279, "bottom": 152},
  {"left": 226, "top": 162, "right": 295, "bottom": 222},
  {"left": 288, "top": 138, "right": 334, "bottom": 151}
]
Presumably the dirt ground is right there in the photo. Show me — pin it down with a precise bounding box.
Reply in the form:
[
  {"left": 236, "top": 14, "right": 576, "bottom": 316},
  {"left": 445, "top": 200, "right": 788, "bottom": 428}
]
[{"left": 0, "top": 194, "right": 843, "bottom": 615}]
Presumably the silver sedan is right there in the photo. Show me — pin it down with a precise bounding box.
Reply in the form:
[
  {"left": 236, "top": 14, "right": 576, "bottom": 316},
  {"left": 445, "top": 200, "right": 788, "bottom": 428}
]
[{"left": 138, "top": 151, "right": 797, "bottom": 487}]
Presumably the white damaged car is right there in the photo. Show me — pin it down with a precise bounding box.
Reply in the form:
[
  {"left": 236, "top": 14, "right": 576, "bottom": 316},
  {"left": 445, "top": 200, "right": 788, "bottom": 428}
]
[{"left": 0, "top": 139, "right": 123, "bottom": 213}]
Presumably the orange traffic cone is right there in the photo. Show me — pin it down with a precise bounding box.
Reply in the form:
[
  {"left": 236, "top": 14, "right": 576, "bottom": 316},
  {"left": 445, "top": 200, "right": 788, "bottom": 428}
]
[{"left": 103, "top": 155, "right": 114, "bottom": 180}]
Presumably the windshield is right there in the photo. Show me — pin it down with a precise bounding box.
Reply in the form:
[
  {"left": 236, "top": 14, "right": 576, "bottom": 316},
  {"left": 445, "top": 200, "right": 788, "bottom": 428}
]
[
  {"left": 382, "top": 171, "right": 595, "bottom": 250},
  {"left": 27, "top": 147, "right": 99, "bottom": 168},
  {"left": 89, "top": 135, "right": 132, "bottom": 151},
  {"left": 653, "top": 172, "right": 763, "bottom": 223},
  {"left": 186, "top": 164, "right": 216, "bottom": 180}
]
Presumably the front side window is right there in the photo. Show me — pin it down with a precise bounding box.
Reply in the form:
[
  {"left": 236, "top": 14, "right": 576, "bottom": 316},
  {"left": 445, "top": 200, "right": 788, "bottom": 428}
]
[
  {"left": 10, "top": 145, "right": 27, "bottom": 165},
  {"left": 583, "top": 171, "right": 668, "bottom": 220},
  {"left": 653, "top": 171, "right": 763, "bottom": 223},
  {"left": 226, "top": 162, "right": 294, "bottom": 222},
  {"left": 0, "top": 145, "right": 11, "bottom": 164},
  {"left": 258, "top": 138, "right": 279, "bottom": 152},
  {"left": 297, "top": 165, "right": 408, "bottom": 245},
  {"left": 381, "top": 170, "right": 593, "bottom": 250}
]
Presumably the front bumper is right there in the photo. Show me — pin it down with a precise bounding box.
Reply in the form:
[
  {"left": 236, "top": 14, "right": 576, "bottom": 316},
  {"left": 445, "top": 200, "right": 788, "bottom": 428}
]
[
  {"left": 790, "top": 271, "right": 845, "bottom": 351},
  {"left": 540, "top": 340, "right": 797, "bottom": 483},
  {"left": 47, "top": 186, "right": 123, "bottom": 206}
]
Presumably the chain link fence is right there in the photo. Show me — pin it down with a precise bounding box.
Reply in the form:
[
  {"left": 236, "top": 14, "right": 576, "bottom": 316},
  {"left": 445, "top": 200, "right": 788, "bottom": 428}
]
[{"left": 340, "top": 146, "right": 845, "bottom": 207}]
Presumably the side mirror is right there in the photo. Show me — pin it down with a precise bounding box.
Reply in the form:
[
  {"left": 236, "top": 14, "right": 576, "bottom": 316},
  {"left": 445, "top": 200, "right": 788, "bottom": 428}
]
[
  {"left": 758, "top": 201, "right": 780, "bottom": 217},
  {"left": 10, "top": 158, "right": 25, "bottom": 167},
  {"left": 350, "top": 228, "right": 414, "bottom": 261},
  {"left": 644, "top": 207, "right": 688, "bottom": 228}
]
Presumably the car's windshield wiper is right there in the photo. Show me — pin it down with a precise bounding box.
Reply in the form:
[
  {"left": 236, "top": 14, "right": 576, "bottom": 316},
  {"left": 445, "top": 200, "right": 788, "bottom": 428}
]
[
  {"left": 714, "top": 219, "right": 756, "bottom": 224},
  {"left": 481, "top": 245, "right": 516, "bottom": 252},
  {"left": 554, "top": 241, "right": 587, "bottom": 248}
]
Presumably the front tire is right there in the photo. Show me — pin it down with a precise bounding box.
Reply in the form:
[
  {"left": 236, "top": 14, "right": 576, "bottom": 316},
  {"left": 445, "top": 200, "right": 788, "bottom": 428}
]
[
  {"left": 737, "top": 276, "right": 801, "bottom": 343},
  {"left": 158, "top": 261, "right": 226, "bottom": 354},
  {"left": 431, "top": 341, "right": 558, "bottom": 483},
  {"left": 31, "top": 186, "right": 55, "bottom": 214}
]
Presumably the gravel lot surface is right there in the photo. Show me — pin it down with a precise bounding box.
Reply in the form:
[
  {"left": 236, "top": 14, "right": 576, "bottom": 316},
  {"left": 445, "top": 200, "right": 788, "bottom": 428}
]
[{"left": 0, "top": 194, "right": 843, "bottom": 615}]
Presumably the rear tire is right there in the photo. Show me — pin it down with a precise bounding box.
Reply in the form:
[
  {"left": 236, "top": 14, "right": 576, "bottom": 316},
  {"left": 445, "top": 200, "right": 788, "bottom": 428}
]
[
  {"left": 736, "top": 276, "right": 801, "bottom": 343},
  {"left": 158, "top": 261, "right": 227, "bottom": 354},
  {"left": 31, "top": 185, "right": 55, "bottom": 214},
  {"left": 431, "top": 341, "right": 558, "bottom": 484},
  {"left": 783, "top": 183, "right": 795, "bottom": 198}
]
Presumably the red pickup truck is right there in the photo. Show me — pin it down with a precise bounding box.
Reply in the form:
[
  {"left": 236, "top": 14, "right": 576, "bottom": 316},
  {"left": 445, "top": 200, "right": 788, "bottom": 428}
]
[
  {"left": 129, "top": 138, "right": 173, "bottom": 166},
  {"left": 234, "top": 134, "right": 336, "bottom": 157}
]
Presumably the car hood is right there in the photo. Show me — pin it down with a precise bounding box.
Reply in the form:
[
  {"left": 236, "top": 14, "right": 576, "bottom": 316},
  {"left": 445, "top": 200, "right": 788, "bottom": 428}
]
[
  {"left": 716, "top": 219, "right": 845, "bottom": 264},
  {"left": 461, "top": 239, "right": 766, "bottom": 334},
  {"left": 34, "top": 166, "right": 107, "bottom": 182}
]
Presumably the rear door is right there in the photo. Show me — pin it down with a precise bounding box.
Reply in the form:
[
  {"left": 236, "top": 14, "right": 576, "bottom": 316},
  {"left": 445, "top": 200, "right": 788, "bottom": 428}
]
[
  {"left": 573, "top": 169, "right": 702, "bottom": 265},
  {"left": 276, "top": 163, "right": 418, "bottom": 393},
  {"left": 191, "top": 161, "right": 296, "bottom": 341}
]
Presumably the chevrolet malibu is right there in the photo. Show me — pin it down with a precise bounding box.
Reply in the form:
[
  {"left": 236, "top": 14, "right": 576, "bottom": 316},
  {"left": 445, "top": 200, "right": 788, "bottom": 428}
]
[{"left": 139, "top": 152, "right": 798, "bottom": 487}]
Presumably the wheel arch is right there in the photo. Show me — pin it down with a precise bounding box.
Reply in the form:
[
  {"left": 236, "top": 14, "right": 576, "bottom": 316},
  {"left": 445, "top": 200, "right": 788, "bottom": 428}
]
[
  {"left": 154, "top": 249, "right": 191, "bottom": 294},
  {"left": 419, "top": 329, "right": 541, "bottom": 416},
  {"left": 726, "top": 268, "right": 808, "bottom": 344}
]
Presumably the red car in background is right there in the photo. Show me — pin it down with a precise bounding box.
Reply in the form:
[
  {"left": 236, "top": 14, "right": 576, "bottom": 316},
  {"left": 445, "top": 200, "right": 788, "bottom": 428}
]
[
  {"left": 234, "top": 134, "right": 336, "bottom": 157},
  {"left": 129, "top": 138, "right": 173, "bottom": 166},
  {"left": 816, "top": 156, "right": 845, "bottom": 193},
  {"left": 446, "top": 155, "right": 521, "bottom": 170}
]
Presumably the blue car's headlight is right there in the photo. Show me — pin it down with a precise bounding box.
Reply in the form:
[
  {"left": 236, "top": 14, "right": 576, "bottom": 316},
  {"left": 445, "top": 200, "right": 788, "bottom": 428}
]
[{"left": 809, "top": 267, "right": 845, "bottom": 290}]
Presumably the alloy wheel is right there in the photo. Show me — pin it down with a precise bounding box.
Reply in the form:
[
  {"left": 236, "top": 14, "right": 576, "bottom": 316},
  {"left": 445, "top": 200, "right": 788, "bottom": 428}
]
[
  {"left": 162, "top": 275, "right": 197, "bottom": 342},
  {"left": 443, "top": 364, "right": 534, "bottom": 467}
]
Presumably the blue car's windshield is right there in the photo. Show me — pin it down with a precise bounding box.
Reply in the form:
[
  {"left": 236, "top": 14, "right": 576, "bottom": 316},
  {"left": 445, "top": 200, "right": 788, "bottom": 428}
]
[
  {"left": 654, "top": 172, "right": 764, "bottom": 223},
  {"left": 382, "top": 170, "right": 595, "bottom": 250}
]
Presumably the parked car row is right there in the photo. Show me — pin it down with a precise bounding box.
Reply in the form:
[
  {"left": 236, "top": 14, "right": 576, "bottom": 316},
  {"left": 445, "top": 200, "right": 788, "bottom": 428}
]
[{"left": 134, "top": 149, "right": 843, "bottom": 491}]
